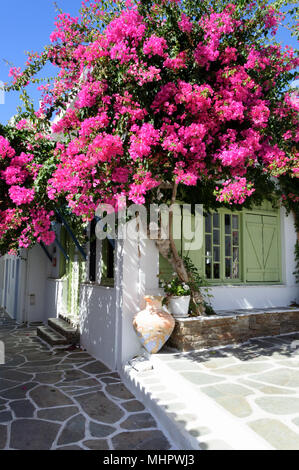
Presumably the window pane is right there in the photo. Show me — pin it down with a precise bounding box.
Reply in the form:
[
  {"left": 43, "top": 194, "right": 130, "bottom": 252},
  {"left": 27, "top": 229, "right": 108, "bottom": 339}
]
[
  {"left": 205, "top": 214, "right": 212, "bottom": 233},
  {"left": 205, "top": 235, "right": 212, "bottom": 256},
  {"left": 225, "top": 214, "right": 231, "bottom": 234},
  {"left": 213, "top": 263, "right": 220, "bottom": 279},
  {"left": 225, "top": 258, "right": 232, "bottom": 278},
  {"left": 204, "top": 212, "right": 241, "bottom": 282},
  {"left": 213, "top": 246, "right": 220, "bottom": 262},
  {"left": 89, "top": 219, "right": 97, "bottom": 282},
  {"left": 213, "top": 229, "right": 220, "bottom": 245},
  {"left": 225, "top": 236, "right": 231, "bottom": 257},
  {"left": 233, "top": 231, "right": 239, "bottom": 246},
  {"left": 107, "top": 241, "right": 115, "bottom": 279},
  {"left": 213, "top": 213, "right": 220, "bottom": 228},
  {"left": 205, "top": 259, "right": 212, "bottom": 279},
  {"left": 233, "top": 262, "right": 239, "bottom": 279},
  {"left": 232, "top": 215, "right": 239, "bottom": 229},
  {"left": 233, "top": 247, "right": 239, "bottom": 262}
]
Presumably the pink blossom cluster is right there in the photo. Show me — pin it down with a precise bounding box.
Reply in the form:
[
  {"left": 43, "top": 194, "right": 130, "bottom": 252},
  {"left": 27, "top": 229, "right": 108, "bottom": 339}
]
[
  {"left": 0, "top": 135, "right": 56, "bottom": 251},
  {"left": 129, "top": 124, "right": 160, "bottom": 161},
  {"left": 215, "top": 178, "right": 255, "bottom": 204},
  {"left": 143, "top": 35, "right": 168, "bottom": 58},
  {"left": 8, "top": 186, "right": 35, "bottom": 206},
  {"left": 178, "top": 14, "right": 193, "bottom": 33},
  {"left": 0, "top": 136, "right": 15, "bottom": 159}
]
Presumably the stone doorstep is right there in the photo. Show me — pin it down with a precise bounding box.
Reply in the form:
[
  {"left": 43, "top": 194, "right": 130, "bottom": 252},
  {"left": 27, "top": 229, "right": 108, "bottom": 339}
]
[
  {"left": 36, "top": 325, "right": 70, "bottom": 347},
  {"left": 58, "top": 313, "right": 79, "bottom": 329},
  {"left": 48, "top": 318, "right": 79, "bottom": 344},
  {"left": 121, "top": 357, "right": 272, "bottom": 451}
]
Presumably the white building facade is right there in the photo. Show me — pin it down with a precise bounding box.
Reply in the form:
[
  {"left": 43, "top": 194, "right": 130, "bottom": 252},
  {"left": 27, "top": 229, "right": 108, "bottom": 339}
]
[{"left": 0, "top": 204, "right": 298, "bottom": 370}]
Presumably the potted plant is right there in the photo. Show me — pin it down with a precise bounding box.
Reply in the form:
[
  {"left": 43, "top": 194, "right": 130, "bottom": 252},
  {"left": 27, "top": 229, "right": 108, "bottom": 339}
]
[
  {"left": 161, "top": 276, "right": 191, "bottom": 318},
  {"left": 160, "top": 256, "right": 215, "bottom": 318}
]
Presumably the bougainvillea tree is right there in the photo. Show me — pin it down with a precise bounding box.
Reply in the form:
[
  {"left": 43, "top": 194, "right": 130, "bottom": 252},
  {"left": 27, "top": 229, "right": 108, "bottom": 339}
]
[{"left": 5, "top": 0, "right": 299, "bottom": 313}]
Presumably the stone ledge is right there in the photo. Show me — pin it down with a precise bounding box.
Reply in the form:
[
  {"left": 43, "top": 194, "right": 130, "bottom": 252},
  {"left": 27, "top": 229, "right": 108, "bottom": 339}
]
[{"left": 168, "top": 309, "right": 299, "bottom": 352}]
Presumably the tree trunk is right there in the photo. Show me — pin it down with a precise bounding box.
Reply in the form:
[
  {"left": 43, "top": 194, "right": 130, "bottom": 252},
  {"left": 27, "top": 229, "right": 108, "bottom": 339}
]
[{"left": 155, "top": 183, "right": 206, "bottom": 316}]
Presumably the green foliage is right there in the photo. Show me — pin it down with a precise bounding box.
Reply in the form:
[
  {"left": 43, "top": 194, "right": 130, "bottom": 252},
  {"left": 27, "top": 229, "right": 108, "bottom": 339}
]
[
  {"left": 160, "top": 276, "right": 191, "bottom": 296},
  {"left": 183, "top": 255, "right": 215, "bottom": 315}
]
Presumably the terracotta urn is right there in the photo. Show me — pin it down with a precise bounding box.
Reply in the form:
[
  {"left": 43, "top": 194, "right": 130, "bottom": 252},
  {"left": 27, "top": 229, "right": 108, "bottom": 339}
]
[{"left": 133, "top": 295, "right": 175, "bottom": 354}]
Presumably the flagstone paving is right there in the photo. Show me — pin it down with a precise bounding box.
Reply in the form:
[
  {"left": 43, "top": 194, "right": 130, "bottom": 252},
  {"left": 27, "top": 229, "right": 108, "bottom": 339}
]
[
  {"left": 152, "top": 332, "right": 299, "bottom": 449},
  {"left": 0, "top": 310, "right": 172, "bottom": 450}
]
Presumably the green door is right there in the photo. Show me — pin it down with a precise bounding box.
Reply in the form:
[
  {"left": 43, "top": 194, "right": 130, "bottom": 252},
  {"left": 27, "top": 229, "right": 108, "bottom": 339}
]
[{"left": 244, "top": 213, "right": 280, "bottom": 282}]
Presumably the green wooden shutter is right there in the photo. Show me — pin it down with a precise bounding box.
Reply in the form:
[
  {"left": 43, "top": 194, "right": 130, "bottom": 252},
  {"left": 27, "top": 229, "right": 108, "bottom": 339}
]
[
  {"left": 244, "top": 213, "right": 280, "bottom": 282},
  {"left": 263, "top": 215, "right": 280, "bottom": 282}
]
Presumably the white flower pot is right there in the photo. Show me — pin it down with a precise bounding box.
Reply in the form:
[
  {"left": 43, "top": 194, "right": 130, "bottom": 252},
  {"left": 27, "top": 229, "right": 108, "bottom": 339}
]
[{"left": 169, "top": 296, "right": 191, "bottom": 318}]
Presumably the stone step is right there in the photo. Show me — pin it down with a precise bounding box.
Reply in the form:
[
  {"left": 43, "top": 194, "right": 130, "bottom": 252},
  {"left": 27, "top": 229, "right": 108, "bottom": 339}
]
[
  {"left": 122, "top": 351, "right": 273, "bottom": 451},
  {"left": 37, "top": 325, "right": 69, "bottom": 346},
  {"left": 48, "top": 318, "right": 79, "bottom": 344}
]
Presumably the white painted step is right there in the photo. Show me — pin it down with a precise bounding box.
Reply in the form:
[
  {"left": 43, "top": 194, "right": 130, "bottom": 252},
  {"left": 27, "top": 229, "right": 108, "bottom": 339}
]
[{"left": 122, "top": 353, "right": 273, "bottom": 451}]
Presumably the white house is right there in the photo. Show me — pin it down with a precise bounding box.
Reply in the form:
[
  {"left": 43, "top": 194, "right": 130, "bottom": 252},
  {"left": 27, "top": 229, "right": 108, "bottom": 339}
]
[{"left": 0, "top": 200, "right": 298, "bottom": 370}]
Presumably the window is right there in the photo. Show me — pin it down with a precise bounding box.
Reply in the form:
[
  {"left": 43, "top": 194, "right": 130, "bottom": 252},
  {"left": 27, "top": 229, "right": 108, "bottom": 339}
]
[
  {"left": 89, "top": 219, "right": 97, "bottom": 283},
  {"left": 159, "top": 204, "right": 281, "bottom": 285},
  {"left": 204, "top": 212, "right": 241, "bottom": 282},
  {"left": 101, "top": 238, "right": 115, "bottom": 286}
]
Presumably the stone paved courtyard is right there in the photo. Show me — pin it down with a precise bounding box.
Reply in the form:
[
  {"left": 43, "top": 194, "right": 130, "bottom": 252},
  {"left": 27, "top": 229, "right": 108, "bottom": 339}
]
[
  {"left": 151, "top": 332, "right": 299, "bottom": 449},
  {"left": 0, "top": 310, "right": 172, "bottom": 450}
]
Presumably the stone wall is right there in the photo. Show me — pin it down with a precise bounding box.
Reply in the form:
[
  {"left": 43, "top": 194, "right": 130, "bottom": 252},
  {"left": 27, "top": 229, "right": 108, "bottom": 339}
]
[{"left": 168, "top": 309, "right": 299, "bottom": 351}]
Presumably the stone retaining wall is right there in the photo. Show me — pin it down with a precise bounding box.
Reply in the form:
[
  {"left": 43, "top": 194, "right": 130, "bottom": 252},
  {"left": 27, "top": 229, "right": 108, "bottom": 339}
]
[{"left": 168, "top": 310, "right": 299, "bottom": 351}]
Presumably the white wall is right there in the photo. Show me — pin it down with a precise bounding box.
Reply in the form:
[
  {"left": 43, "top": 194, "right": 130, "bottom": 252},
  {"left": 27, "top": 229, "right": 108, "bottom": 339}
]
[
  {"left": 79, "top": 284, "right": 117, "bottom": 369},
  {"left": 44, "top": 279, "right": 66, "bottom": 321},
  {"left": 0, "top": 256, "right": 19, "bottom": 318},
  {"left": 0, "top": 245, "right": 51, "bottom": 323},
  {"left": 120, "top": 222, "right": 163, "bottom": 366},
  {"left": 0, "top": 257, "right": 4, "bottom": 307}
]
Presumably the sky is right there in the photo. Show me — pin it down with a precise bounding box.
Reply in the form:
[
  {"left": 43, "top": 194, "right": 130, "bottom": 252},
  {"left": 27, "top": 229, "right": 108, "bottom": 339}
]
[
  {"left": 0, "top": 0, "right": 82, "bottom": 124},
  {"left": 0, "top": 0, "right": 297, "bottom": 125}
]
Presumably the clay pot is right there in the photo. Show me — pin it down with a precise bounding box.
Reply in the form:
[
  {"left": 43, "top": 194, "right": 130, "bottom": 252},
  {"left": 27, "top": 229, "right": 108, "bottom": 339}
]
[{"left": 133, "top": 295, "right": 175, "bottom": 354}]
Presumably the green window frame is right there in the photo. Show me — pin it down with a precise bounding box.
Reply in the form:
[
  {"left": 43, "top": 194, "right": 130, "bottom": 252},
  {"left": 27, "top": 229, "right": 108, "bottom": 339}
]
[{"left": 204, "top": 211, "right": 241, "bottom": 283}]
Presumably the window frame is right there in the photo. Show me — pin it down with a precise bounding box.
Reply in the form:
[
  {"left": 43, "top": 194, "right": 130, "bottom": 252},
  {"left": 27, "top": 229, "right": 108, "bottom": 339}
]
[
  {"left": 203, "top": 209, "right": 242, "bottom": 285},
  {"left": 159, "top": 203, "right": 282, "bottom": 286}
]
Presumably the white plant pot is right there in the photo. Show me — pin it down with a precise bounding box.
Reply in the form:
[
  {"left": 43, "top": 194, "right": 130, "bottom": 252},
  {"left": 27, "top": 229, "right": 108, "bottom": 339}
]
[{"left": 169, "top": 296, "right": 191, "bottom": 318}]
